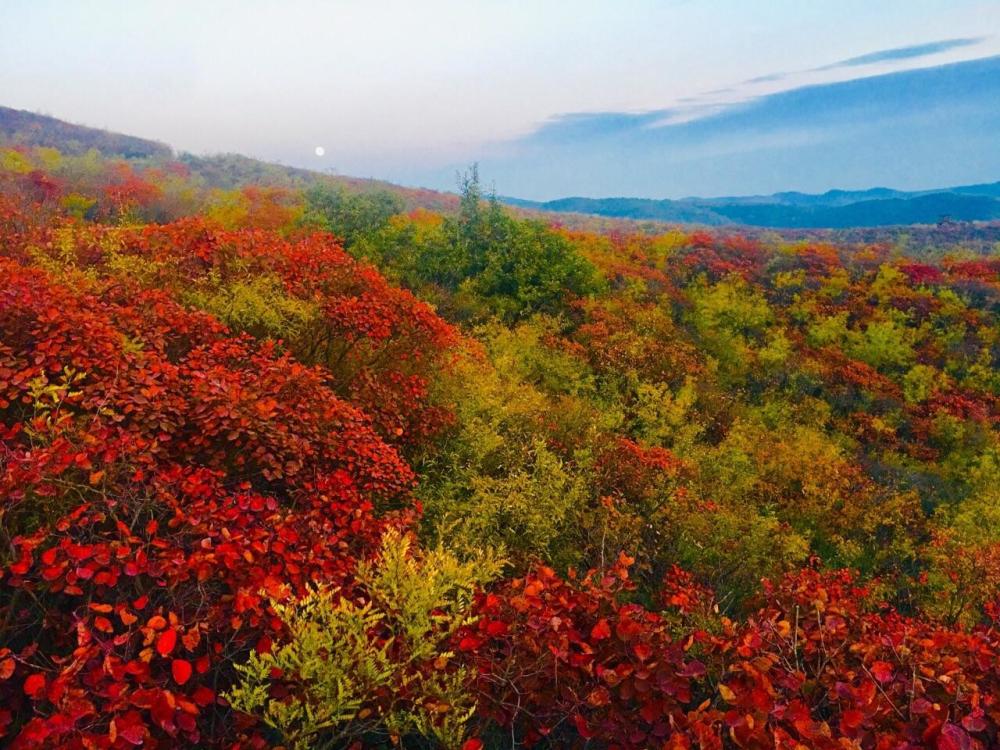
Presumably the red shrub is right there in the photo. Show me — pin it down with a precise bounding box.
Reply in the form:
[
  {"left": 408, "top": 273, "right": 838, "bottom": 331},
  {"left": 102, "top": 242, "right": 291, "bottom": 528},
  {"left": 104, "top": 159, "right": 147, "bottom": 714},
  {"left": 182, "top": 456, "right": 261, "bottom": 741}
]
[
  {"left": 461, "top": 563, "right": 1000, "bottom": 749},
  {"left": 0, "top": 261, "right": 414, "bottom": 747}
]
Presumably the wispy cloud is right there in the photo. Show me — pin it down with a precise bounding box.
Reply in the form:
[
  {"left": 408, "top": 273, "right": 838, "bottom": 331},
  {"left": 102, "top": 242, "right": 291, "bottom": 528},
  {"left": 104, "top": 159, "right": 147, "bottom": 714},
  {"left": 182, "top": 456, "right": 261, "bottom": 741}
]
[
  {"left": 743, "top": 73, "right": 786, "bottom": 85},
  {"left": 507, "top": 36, "right": 997, "bottom": 176},
  {"left": 556, "top": 38, "right": 993, "bottom": 138},
  {"left": 529, "top": 110, "right": 672, "bottom": 142},
  {"left": 813, "top": 37, "right": 985, "bottom": 71},
  {"left": 740, "top": 37, "right": 987, "bottom": 88}
]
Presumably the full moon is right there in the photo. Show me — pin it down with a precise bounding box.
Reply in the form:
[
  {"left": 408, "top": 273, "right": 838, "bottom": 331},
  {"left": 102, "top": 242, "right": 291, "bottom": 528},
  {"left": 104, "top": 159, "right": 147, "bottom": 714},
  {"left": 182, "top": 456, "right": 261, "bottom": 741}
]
[{"left": 314, "top": 146, "right": 325, "bottom": 157}]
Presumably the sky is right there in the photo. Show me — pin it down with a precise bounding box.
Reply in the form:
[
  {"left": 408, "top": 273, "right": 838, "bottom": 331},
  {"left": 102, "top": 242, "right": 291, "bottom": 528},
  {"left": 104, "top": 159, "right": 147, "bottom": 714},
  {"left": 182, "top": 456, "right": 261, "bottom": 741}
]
[{"left": 2, "top": 0, "right": 999, "bottom": 198}]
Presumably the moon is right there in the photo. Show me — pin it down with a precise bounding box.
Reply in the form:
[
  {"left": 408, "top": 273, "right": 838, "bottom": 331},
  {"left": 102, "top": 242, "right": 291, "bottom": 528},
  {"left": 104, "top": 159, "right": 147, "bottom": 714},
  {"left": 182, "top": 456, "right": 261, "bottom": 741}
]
[{"left": 314, "top": 146, "right": 325, "bottom": 157}]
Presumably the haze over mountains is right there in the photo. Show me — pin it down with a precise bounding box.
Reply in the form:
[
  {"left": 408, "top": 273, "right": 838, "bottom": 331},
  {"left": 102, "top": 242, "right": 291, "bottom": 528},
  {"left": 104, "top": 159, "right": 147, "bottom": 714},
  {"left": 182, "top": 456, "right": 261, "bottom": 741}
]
[{"left": 503, "top": 181, "right": 1000, "bottom": 228}]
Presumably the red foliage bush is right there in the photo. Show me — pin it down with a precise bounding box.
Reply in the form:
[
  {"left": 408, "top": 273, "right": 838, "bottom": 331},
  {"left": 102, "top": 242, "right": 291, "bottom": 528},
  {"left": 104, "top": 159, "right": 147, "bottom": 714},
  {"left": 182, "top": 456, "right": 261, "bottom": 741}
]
[
  {"left": 898, "top": 261, "right": 945, "bottom": 286},
  {"left": 101, "top": 163, "right": 163, "bottom": 219},
  {"left": 0, "top": 260, "right": 413, "bottom": 747},
  {"left": 594, "top": 437, "right": 685, "bottom": 505},
  {"left": 460, "top": 555, "right": 714, "bottom": 749},
  {"left": 461, "top": 563, "right": 1000, "bottom": 750},
  {"left": 49, "top": 218, "right": 461, "bottom": 450},
  {"left": 679, "top": 232, "right": 768, "bottom": 281}
]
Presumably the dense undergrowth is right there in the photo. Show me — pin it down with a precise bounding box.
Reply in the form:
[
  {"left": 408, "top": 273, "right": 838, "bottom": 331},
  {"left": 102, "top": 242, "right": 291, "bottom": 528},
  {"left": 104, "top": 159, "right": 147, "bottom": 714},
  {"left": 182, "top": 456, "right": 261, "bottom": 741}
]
[{"left": 2, "top": 145, "right": 1000, "bottom": 748}]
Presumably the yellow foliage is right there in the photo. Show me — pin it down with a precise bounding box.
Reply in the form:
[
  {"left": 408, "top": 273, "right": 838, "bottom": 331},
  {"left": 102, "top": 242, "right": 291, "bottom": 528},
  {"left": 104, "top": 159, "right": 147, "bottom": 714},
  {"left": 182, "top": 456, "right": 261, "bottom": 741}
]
[{"left": 226, "top": 529, "right": 503, "bottom": 750}]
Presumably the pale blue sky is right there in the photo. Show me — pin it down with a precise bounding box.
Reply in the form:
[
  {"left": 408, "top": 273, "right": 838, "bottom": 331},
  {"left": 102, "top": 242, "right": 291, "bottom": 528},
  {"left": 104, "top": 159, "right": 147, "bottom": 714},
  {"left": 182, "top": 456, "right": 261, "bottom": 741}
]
[{"left": 2, "top": 1, "right": 999, "bottom": 196}]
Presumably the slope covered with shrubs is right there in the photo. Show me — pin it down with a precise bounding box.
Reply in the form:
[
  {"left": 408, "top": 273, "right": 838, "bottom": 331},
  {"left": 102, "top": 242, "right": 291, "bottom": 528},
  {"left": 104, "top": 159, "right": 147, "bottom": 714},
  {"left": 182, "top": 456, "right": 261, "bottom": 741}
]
[{"left": 3, "top": 144, "right": 1000, "bottom": 749}]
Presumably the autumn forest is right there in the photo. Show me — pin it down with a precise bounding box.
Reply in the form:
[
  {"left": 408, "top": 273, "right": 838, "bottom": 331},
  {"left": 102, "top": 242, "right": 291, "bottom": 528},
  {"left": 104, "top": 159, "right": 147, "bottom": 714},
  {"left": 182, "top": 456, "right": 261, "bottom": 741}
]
[{"left": 2, "top": 128, "right": 1000, "bottom": 750}]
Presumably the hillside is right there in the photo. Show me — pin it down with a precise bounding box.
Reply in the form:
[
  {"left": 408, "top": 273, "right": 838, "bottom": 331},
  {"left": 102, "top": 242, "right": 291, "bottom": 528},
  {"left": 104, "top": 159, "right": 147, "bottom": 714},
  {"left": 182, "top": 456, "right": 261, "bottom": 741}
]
[
  {"left": 4, "top": 118, "right": 1000, "bottom": 749},
  {"left": 0, "top": 105, "right": 459, "bottom": 212},
  {"left": 0, "top": 105, "right": 172, "bottom": 159}
]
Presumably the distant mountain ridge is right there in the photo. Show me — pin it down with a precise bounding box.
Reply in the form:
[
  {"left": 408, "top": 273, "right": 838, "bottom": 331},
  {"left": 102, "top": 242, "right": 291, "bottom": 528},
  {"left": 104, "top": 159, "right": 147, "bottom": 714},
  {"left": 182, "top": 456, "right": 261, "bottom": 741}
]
[{"left": 504, "top": 182, "right": 1000, "bottom": 228}]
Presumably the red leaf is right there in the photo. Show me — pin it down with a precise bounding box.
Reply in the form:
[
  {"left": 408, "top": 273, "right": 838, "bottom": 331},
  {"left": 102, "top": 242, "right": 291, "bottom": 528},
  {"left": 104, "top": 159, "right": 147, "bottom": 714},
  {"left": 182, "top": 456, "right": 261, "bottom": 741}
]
[
  {"left": 23, "top": 673, "right": 46, "bottom": 700},
  {"left": 962, "top": 713, "right": 987, "bottom": 733},
  {"left": 639, "top": 699, "right": 660, "bottom": 723},
  {"left": 590, "top": 618, "right": 611, "bottom": 641},
  {"left": 938, "top": 723, "right": 972, "bottom": 750},
  {"left": 633, "top": 642, "right": 653, "bottom": 661},
  {"left": 119, "top": 723, "right": 146, "bottom": 746},
  {"left": 841, "top": 709, "right": 865, "bottom": 731},
  {"left": 171, "top": 659, "right": 192, "bottom": 685},
  {"left": 485, "top": 620, "right": 508, "bottom": 637},
  {"left": 147, "top": 615, "right": 167, "bottom": 630},
  {"left": 870, "top": 660, "right": 894, "bottom": 683},
  {"left": 192, "top": 686, "right": 216, "bottom": 707},
  {"left": 93, "top": 615, "right": 114, "bottom": 633},
  {"left": 156, "top": 628, "right": 178, "bottom": 657},
  {"left": 587, "top": 686, "right": 611, "bottom": 707},
  {"left": 572, "top": 713, "right": 594, "bottom": 740}
]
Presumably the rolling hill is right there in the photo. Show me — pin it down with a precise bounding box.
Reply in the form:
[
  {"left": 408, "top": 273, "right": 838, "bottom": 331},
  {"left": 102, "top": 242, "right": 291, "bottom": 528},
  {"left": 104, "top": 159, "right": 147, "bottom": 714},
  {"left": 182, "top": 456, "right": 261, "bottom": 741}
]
[{"left": 0, "top": 105, "right": 459, "bottom": 212}]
